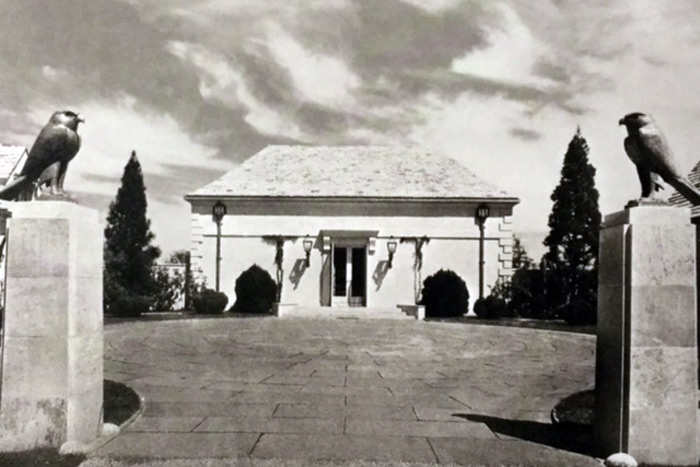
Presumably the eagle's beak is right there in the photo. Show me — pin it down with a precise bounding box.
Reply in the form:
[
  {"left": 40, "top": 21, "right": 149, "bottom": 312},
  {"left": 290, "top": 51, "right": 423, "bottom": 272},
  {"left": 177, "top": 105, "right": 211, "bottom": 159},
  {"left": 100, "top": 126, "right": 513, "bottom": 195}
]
[
  {"left": 618, "top": 117, "right": 625, "bottom": 125},
  {"left": 77, "top": 115, "right": 85, "bottom": 123}
]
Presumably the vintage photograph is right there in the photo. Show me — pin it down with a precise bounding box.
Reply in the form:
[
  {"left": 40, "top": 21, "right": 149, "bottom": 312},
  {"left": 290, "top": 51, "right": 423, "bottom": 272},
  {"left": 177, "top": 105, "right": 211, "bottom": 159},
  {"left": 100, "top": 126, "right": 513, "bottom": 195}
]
[{"left": 0, "top": 1, "right": 698, "bottom": 466}]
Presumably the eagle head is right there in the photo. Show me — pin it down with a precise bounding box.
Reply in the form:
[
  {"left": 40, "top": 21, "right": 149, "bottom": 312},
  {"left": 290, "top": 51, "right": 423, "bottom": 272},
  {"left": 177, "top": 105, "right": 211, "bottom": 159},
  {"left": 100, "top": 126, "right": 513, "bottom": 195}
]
[
  {"left": 50, "top": 110, "right": 85, "bottom": 130},
  {"left": 619, "top": 112, "right": 652, "bottom": 129}
]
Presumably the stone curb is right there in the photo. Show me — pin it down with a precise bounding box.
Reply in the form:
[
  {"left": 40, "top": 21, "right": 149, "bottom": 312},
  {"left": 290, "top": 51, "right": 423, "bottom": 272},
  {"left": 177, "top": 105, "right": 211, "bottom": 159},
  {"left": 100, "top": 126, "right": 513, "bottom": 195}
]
[{"left": 81, "top": 389, "right": 146, "bottom": 455}]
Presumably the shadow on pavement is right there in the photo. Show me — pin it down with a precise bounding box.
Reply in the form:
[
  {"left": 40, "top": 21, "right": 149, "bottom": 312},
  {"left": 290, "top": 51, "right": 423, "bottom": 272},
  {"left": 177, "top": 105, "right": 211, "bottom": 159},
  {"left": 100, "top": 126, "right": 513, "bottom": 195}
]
[{"left": 456, "top": 413, "right": 599, "bottom": 458}]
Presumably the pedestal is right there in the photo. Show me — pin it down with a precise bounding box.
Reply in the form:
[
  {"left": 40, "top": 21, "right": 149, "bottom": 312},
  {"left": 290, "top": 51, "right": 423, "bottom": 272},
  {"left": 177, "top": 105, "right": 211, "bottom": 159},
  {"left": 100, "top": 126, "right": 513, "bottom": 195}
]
[
  {"left": 596, "top": 205, "right": 698, "bottom": 465},
  {"left": 0, "top": 201, "right": 103, "bottom": 451}
]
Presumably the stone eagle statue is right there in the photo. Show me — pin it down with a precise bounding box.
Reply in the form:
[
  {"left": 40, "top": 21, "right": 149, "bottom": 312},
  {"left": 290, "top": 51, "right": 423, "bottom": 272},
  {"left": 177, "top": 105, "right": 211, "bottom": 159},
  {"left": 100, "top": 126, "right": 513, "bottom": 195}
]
[
  {"left": 620, "top": 112, "right": 700, "bottom": 205},
  {"left": 0, "top": 110, "right": 84, "bottom": 201}
]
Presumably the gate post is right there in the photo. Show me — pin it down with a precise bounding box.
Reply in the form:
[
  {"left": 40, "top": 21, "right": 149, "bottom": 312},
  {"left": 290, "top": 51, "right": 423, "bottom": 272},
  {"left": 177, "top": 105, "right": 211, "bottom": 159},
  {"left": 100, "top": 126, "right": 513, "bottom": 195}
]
[
  {"left": 0, "top": 201, "right": 103, "bottom": 451},
  {"left": 596, "top": 204, "right": 698, "bottom": 465}
]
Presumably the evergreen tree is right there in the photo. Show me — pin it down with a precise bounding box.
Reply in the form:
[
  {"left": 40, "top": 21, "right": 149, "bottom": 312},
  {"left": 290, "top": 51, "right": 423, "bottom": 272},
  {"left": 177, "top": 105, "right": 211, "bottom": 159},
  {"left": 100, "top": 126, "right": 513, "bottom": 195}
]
[
  {"left": 512, "top": 235, "right": 534, "bottom": 270},
  {"left": 104, "top": 151, "right": 161, "bottom": 310},
  {"left": 543, "top": 128, "right": 601, "bottom": 307}
]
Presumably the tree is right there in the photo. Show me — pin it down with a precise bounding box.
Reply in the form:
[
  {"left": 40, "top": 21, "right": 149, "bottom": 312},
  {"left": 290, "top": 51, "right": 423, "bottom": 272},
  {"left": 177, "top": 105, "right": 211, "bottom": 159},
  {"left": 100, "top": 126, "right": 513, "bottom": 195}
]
[
  {"left": 169, "top": 250, "right": 190, "bottom": 264},
  {"left": 512, "top": 235, "right": 534, "bottom": 270},
  {"left": 104, "top": 151, "right": 161, "bottom": 314},
  {"left": 543, "top": 128, "right": 601, "bottom": 310}
]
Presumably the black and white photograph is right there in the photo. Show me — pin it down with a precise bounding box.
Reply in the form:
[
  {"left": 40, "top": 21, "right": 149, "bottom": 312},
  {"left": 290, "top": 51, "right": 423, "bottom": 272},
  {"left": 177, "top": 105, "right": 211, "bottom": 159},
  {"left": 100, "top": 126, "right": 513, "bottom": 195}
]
[{"left": 0, "top": 1, "right": 699, "bottom": 466}]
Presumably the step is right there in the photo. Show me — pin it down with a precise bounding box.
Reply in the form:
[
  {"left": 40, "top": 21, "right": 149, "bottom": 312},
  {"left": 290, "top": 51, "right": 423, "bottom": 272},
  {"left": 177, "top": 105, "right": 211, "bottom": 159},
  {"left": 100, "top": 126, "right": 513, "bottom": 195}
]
[{"left": 276, "top": 306, "right": 416, "bottom": 320}]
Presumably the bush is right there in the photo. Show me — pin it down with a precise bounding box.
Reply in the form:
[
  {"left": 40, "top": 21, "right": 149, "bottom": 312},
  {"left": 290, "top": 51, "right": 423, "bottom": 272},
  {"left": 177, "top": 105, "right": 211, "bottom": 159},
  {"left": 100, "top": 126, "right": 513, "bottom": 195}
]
[
  {"left": 193, "top": 288, "right": 228, "bottom": 315},
  {"left": 474, "top": 296, "right": 510, "bottom": 319},
  {"left": 110, "top": 293, "right": 150, "bottom": 318},
  {"left": 230, "top": 264, "right": 277, "bottom": 314},
  {"left": 559, "top": 299, "right": 596, "bottom": 325},
  {"left": 420, "top": 269, "right": 469, "bottom": 318},
  {"left": 508, "top": 268, "right": 565, "bottom": 320},
  {"left": 150, "top": 266, "right": 185, "bottom": 311}
]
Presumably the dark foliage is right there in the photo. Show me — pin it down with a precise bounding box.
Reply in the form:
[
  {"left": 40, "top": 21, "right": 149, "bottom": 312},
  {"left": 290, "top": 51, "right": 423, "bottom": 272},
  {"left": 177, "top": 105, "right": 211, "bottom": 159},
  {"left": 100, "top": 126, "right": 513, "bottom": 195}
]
[
  {"left": 150, "top": 266, "right": 185, "bottom": 311},
  {"left": 230, "top": 264, "right": 277, "bottom": 314},
  {"left": 559, "top": 298, "right": 597, "bottom": 326},
  {"left": 512, "top": 235, "right": 535, "bottom": 270},
  {"left": 193, "top": 288, "right": 229, "bottom": 314},
  {"left": 0, "top": 448, "right": 85, "bottom": 467},
  {"left": 543, "top": 128, "right": 601, "bottom": 310},
  {"left": 104, "top": 379, "right": 141, "bottom": 425},
  {"left": 551, "top": 389, "right": 594, "bottom": 426},
  {"left": 108, "top": 290, "right": 151, "bottom": 318},
  {"left": 474, "top": 295, "right": 511, "bottom": 319},
  {"left": 104, "top": 151, "right": 160, "bottom": 313},
  {"left": 420, "top": 269, "right": 469, "bottom": 317}
]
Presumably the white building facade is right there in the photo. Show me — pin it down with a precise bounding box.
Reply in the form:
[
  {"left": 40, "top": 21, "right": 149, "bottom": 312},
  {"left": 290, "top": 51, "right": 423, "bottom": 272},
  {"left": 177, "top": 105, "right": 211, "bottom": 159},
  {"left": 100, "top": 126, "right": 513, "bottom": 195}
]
[{"left": 185, "top": 146, "right": 519, "bottom": 312}]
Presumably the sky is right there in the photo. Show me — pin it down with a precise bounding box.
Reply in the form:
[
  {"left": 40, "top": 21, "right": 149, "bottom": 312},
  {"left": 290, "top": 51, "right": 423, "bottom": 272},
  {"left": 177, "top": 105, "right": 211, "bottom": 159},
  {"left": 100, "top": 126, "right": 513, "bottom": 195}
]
[{"left": 1, "top": 0, "right": 699, "bottom": 259}]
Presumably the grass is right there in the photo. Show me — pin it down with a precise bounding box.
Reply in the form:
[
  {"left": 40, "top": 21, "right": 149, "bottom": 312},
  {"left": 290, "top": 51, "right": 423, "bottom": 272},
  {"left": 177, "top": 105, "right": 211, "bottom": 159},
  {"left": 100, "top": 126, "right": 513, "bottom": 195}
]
[
  {"left": 0, "top": 379, "right": 140, "bottom": 467},
  {"left": 103, "top": 380, "right": 141, "bottom": 426},
  {"left": 551, "top": 389, "right": 594, "bottom": 426}
]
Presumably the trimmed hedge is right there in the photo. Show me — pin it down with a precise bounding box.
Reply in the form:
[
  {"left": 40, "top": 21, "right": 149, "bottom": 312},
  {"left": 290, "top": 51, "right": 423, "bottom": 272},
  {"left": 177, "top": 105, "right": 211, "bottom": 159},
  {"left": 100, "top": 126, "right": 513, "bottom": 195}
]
[
  {"left": 474, "top": 296, "right": 510, "bottom": 319},
  {"left": 420, "top": 269, "right": 469, "bottom": 318},
  {"left": 193, "top": 288, "right": 228, "bottom": 314},
  {"left": 559, "top": 298, "right": 596, "bottom": 325},
  {"left": 230, "top": 264, "right": 277, "bottom": 314},
  {"left": 111, "top": 293, "right": 150, "bottom": 318}
]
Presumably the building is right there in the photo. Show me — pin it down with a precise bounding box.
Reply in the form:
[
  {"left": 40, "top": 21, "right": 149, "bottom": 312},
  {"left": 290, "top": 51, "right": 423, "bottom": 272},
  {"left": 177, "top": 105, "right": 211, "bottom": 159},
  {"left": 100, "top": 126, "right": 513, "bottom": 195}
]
[
  {"left": 185, "top": 145, "right": 520, "bottom": 313},
  {"left": 0, "top": 145, "right": 28, "bottom": 186}
]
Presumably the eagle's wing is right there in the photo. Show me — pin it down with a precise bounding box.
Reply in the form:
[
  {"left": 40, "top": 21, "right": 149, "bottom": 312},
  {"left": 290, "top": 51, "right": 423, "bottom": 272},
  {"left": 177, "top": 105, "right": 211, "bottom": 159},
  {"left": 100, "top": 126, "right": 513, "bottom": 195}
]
[
  {"left": 637, "top": 128, "right": 683, "bottom": 179},
  {"left": 624, "top": 135, "right": 643, "bottom": 165},
  {"left": 22, "top": 125, "right": 79, "bottom": 179},
  {"left": 625, "top": 134, "right": 664, "bottom": 195}
]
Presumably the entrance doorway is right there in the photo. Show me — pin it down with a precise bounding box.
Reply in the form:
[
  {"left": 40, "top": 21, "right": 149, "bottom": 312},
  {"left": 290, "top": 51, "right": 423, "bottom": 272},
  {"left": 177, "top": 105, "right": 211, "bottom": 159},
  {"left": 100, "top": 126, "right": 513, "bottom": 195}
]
[{"left": 332, "top": 245, "right": 366, "bottom": 307}]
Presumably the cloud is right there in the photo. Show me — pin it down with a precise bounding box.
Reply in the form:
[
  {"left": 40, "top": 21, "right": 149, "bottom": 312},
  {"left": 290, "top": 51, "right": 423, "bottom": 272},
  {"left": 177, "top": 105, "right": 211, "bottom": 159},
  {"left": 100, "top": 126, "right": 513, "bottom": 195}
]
[
  {"left": 263, "top": 23, "right": 360, "bottom": 108},
  {"left": 451, "top": 3, "right": 557, "bottom": 90},
  {"left": 510, "top": 127, "right": 543, "bottom": 142},
  {"left": 396, "top": 0, "right": 465, "bottom": 13},
  {"left": 166, "top": 41, "right": 305, "bottom": 141}
]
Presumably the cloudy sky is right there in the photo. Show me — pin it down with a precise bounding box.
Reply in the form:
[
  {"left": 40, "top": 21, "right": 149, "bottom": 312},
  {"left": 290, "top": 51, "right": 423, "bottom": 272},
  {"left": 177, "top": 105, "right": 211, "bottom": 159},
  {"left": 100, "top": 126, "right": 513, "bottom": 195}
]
[{"left": 1, "top": 0, "right": 699, "bottom": 258}]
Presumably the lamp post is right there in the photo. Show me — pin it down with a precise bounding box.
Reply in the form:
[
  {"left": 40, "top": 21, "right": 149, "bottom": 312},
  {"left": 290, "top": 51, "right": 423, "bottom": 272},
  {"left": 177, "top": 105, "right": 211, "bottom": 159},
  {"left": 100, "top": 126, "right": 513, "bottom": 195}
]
[
  {"left": 212, "top": 201, "right": 227, "bottom": 292},
  {"left": 387, "top": 236, "right": 397, "bottom": 268},
  {"left": 303, "top": 236, "right": 313, "bottom": 267},
  {"left": 475, "top": 204, "right": 490, "bottom": 299}
]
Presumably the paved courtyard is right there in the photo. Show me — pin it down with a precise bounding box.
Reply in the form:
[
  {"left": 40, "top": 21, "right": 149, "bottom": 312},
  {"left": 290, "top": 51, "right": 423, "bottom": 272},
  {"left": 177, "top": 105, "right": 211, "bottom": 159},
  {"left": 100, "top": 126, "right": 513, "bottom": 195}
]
[{"left": 91, "top": 317, "right": 599, "bottom": 466}]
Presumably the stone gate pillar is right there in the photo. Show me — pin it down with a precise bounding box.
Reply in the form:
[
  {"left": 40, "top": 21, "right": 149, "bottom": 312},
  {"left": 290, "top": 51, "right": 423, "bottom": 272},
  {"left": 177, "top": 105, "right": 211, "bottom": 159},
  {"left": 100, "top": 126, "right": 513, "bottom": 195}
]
[
  {"left": 596, "top": 203, "right": 698, "bottom": 465},
  {"left": 0, "top": 201, "right": 103, "bottom": 451}
]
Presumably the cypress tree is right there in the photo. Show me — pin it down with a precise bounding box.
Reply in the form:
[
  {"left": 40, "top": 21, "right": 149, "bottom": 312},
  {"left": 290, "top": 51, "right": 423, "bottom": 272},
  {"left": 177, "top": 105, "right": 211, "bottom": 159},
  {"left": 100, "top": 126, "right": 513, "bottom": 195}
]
[
  {"left": 104, "top": 151, "right": 161, "bottom": 306},
  {"left": 543, "top": 128, "right": 601, "bottom": 308}
]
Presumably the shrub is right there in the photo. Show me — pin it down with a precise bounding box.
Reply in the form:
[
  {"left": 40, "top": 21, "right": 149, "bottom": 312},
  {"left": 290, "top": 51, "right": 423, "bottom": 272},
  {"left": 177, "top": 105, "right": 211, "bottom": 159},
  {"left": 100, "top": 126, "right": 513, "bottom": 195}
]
[
  {"left": 230, "top": 264, "right": 277, "bottom": 314},
  {"left": 150, "top": 266, "right": 185, "bottom": 311},
  {"left": 420, "top": 269, "right": 469, "bottom": 318},
  {"left": 192, "top": 288, "right": 228, "bottom": 315},
  {"left": 110, "top": 293, "right": 150, "bottom": 318},
  {"left": 559, "top": 298, "right": 596, "bottom": 326},
  {"left": 474, "top": 296, "right": 510, "bottom": 319},
  {"left": 508, "top": 268, "right": 564, "bottom": 320}
]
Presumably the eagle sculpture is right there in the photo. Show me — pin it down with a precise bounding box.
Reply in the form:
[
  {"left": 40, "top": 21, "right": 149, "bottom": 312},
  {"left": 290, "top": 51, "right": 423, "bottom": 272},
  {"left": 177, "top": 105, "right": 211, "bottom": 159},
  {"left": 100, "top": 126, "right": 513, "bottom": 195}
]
[
  {"left": 0, "top": 110, "right": 84, "bottom": 201},
  {"left": 620, "top": 112, "right": 700, "bottom": 205}
]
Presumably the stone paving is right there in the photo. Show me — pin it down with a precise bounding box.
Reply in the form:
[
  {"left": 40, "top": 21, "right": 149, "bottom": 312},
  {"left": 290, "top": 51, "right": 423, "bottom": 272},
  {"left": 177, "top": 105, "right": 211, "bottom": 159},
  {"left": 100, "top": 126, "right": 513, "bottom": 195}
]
[{"left": 91, "top": 317, "right": 599, "bottom": 466}]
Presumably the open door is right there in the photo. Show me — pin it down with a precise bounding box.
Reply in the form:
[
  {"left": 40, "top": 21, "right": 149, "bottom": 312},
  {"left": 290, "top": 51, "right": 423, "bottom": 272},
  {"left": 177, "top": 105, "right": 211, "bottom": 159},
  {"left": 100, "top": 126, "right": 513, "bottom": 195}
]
[{"left": 332, "top": 245, "right": 366, "bottom": 307}]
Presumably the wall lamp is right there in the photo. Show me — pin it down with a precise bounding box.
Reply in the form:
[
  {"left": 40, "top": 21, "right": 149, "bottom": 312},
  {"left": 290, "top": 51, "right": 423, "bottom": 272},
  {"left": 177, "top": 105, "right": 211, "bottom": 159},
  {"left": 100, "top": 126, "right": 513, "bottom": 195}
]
[
  {"left": 387, "top": 236, "right": 397, "bottom": 268},
  {"left": 475, "top": 204, "right": 490, "bottom": 299},
  {"left": 212, "top": 201, "right": 227, "bottom": 292},
  {"left": 303, "top": 236, "right": 313, "bottom": 267}
]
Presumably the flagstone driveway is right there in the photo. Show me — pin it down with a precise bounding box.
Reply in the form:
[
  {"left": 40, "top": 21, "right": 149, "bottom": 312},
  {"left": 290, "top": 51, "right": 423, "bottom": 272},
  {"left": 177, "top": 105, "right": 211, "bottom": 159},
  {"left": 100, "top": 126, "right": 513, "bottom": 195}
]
[{"left": 92, "top": 317, "right": 599, "bottom": 466}]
